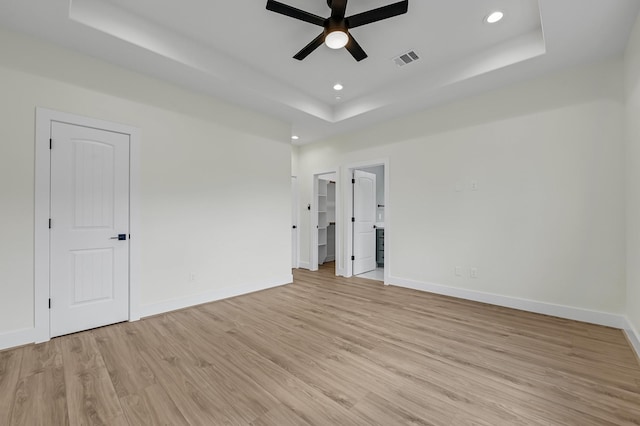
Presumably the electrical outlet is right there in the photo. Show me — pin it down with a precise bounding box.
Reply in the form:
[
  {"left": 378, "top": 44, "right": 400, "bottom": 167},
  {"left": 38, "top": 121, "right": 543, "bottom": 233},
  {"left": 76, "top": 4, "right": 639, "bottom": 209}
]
[
  {"left": 455, "top": 266, "right": 463, "bottom": 277},
  {"left": 470, "top": 267, "right": 478, "bottom": 278},
  {"left": 189, "top": 272, "right": 196, "bottom": 282},
  {"left": 471, "top": 181, "right": 479, "bottom": 191}
]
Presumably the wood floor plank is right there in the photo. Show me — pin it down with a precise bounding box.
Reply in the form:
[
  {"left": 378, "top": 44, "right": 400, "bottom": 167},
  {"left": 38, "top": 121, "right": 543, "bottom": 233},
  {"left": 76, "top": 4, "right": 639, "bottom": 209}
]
[
  {"left": 138, "top": 327, "right": 259, "bottom": 425},
  {"left": 0, "top": 349, "right": 24, "bottom": 425},
  {"left": 228, "top": 325, "right": 370, "bottom": 409},
  {"left": 192, "top": 320, "right": 370, "bottom": 425},
  {"left": 162, "top": 311, "right": 277, "bottom": 423},
  {"left": 10, "top": 367, "right": 68, "bottom": 426},
  {"left": 250, "top": 403, "right": 313, "bottom": 426},
  {"left": 93, "top": 323, "right": 156, "bottom": 397},
  {"left": 18, "top": 339, "right": 62, "bottom": 378},
  {"left": 349, "top": 389, "right": 455, "bottom": 426},
  {"left": 120, "top": 384, "right": 189, "bottom": 426},
  {"left": 61, "top": 332, "right": 126, "bottom": 426}
]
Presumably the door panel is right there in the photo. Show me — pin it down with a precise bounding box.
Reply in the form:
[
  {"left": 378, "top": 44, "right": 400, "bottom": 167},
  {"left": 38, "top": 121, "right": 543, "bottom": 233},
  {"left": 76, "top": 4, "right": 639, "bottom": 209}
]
[
  {"left": 72, "top": 140, "right": 115, "bottom": 228},
  {"left": 50, "top": 121, "right": 130, "bottom": 337},
  {"left": 71, "top": 248, "right": 114, "bottom": 304},
  {"left": 353, "top": 170, "right": 377, "bottom": 275}
]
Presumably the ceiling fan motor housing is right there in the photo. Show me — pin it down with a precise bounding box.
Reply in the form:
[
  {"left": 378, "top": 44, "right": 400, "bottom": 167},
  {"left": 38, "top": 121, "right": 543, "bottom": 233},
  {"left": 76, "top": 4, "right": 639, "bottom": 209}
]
[{"left": 326, "top": 17, "right": 347, "bottom": 35}]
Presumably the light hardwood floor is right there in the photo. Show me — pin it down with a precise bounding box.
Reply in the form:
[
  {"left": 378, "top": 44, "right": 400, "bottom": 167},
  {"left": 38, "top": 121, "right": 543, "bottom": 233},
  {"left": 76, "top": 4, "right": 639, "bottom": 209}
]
[{"left": 2, "top": 263, "right": 640, "bottom": 425}]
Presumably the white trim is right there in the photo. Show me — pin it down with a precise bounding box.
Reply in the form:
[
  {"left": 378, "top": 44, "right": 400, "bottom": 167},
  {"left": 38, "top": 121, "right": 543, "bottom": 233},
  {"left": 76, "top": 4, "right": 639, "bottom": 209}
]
[
  {"left": 311, "top": 176, "right": 319, "bottom": 271},
  {"left": 624, "top": 317, "right": 640, "bottom": 360},
  {"left": 129, "top": 127, "right": 142, "bottom": 321},
  {"left": 0, "top": 328, "right": 37, "bottom": 352},
  {"left": 388, "top": 275, "right": 626, "bottom": 329},
  {"left": 34, "top": 107, "right": 141, "bottom": 342},
  {"left": 298, "top": 261, "right": 311, "bottom": 270},
  {"left": 138, "top": 275, "right": 293, "bottom": 318},
  {"left": 291, "top": 176, "right": 299, "bottom": 269},
  {"left": 34, "top": 109, "right": 52, "bottom": 343}
]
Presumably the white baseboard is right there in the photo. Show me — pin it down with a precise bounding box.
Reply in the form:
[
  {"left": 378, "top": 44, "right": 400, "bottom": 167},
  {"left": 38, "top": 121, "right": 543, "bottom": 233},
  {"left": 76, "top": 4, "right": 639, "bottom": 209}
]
[
  {"left": 0, "top": 327, "right": 36, "bottom": 352},
  {"left": 388, "top": 276, "right": 626, "bottom": 329},
  {"left": 624, "top": 317, "right": 640, "bottom": 360},
  {"left": 298, "top": 261, "right": 311, "bottom": 270},
  {"left": 138, "top": 274, "right": 293, "bottom": 318},
  {"left": 325, "top": 255, "right": 335, "bottom": 262}
]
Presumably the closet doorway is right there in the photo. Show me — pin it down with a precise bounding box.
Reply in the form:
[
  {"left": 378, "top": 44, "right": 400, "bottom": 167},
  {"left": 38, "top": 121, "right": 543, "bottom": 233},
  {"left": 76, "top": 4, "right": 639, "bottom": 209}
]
[{"left": 311, "top": 171, "right": 338, "bottom": 274}]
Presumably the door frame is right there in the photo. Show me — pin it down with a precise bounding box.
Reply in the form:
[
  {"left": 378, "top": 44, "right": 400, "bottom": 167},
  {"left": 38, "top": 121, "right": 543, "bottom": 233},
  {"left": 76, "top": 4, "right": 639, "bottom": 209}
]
[
  {"left": 34, "top": 107, "right": 141, "bottom": 343},
  {"left": 343, "top": 159, "right": 389, "bottom": 281},
  {"left": 291, "top": 176, "right": 299, "bottom": 269}
]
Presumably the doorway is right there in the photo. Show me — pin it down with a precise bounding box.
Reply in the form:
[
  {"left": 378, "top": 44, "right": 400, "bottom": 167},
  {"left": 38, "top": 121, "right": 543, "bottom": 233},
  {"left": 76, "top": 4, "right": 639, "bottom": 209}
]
[
  {"left": 311, "top": 171, "right": 338, "bottom": 273},
  {"left": 345, "top": 161, "right": 387, "bottom": 282},
  {"left": 35, "top": 108, "right": 141, "bottom": 342}
]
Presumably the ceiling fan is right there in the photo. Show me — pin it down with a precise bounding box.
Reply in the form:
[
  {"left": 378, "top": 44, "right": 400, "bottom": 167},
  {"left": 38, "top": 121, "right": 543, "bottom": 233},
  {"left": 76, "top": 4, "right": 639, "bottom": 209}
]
[{"left": 266, "top": 0, "right": 409, "bottom": 62}]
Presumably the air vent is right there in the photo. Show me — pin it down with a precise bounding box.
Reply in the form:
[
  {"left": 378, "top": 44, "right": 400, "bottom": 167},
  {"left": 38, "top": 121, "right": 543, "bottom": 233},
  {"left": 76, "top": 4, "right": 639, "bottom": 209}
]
[{"left": 393, "top": 50, "right": 420, "bottom": 67}]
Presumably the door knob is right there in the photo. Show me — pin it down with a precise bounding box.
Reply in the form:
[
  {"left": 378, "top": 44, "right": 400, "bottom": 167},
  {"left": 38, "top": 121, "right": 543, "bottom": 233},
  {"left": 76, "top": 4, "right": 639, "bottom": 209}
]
[{"left": 110, "top": 234, "right": 127, "bottom": 240}]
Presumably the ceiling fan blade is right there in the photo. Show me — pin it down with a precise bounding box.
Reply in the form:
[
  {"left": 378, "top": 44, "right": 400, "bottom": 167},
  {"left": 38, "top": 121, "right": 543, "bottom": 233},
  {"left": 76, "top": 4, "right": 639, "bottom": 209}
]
[
  {"left": 330, "top": 0, "right": 348, "bottom": 19},
  {"left": 346, "top": 0, "right": 408, "bottom": 28},
  {"left": 293, "top": 32, "right": 325, "bottom": 60},
  {"left": 266, "top": 0, "right": 326, "bottom": 26},
  {"left": 345, "top": 33, "right": 367, "bottom": 61}
]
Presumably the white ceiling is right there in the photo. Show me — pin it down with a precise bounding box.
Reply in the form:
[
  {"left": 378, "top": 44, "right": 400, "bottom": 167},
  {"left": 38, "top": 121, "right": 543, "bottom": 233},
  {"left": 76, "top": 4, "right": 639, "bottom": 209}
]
[{"left": 0, "top": 0, "right": 638, "bottom": 144}]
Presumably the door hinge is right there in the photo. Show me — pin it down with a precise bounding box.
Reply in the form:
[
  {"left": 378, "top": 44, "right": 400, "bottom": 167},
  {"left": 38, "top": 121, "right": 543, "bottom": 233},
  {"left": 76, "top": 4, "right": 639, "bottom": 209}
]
[
  {"left": 352, "top": 217, "right": 355, "bottom": 222},
  {"left": 351, "top": 255, "right": 355, "bottom": 261},
  {"left": 49, "top": 139, "right": 52, "bottom": 149},
  {"left": 48, "top": 218, "right": 52, "bottom": 229},
  {"left": 352, "top": 178, "right": 355, "bottom": 184},
  {"left": 48, "top": 299, "right": 51, "bottom": 309}
]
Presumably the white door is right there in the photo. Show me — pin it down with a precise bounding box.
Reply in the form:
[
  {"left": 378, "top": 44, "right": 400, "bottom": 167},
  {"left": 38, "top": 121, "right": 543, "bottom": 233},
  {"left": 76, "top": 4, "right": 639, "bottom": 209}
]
[
  {"left": 50, "top": 121, "right": 130, "bottom": 337},
  {"left": 291, "top": 176, "right": 298, "bottom": 269},
  {"left": 353, "top": 170, "right": 377, "bottom": 275}
]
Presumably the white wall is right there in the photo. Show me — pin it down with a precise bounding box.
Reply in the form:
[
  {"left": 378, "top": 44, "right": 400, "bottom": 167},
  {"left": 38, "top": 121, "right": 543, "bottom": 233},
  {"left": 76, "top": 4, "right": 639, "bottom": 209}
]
[
  {"left": 625, "top": 13, "right": 640, "bottom": 341},
  {"left": 0, "top": 29, "right": 292, "bottom": 342},
  {"left": 291, "top": 145, "right": 300, "bottom": 177},
  {"left": 298, "top": 60, "right": 626, "bottom": 318}
]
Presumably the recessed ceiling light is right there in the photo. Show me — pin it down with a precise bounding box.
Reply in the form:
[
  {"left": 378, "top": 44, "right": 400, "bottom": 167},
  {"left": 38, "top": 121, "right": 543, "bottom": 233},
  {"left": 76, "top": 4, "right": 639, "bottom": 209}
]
[
  {"left": 335, "top": 96, "right": 342, "bottom": 101},
  {"left": 333, "top": 83, "right": 344, "bottom": 91},
  {"left": 291, "top": 135, "right": 299, "bottom": 140},
  {"left": 485, "top": 11, "right": 504, "bottom": 24}
]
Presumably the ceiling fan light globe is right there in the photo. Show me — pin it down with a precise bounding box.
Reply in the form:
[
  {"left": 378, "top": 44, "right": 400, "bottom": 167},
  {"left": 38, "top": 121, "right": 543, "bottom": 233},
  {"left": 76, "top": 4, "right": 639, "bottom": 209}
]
[{"left": 325, "top": 30, "right": 349, "bottom": 49}]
